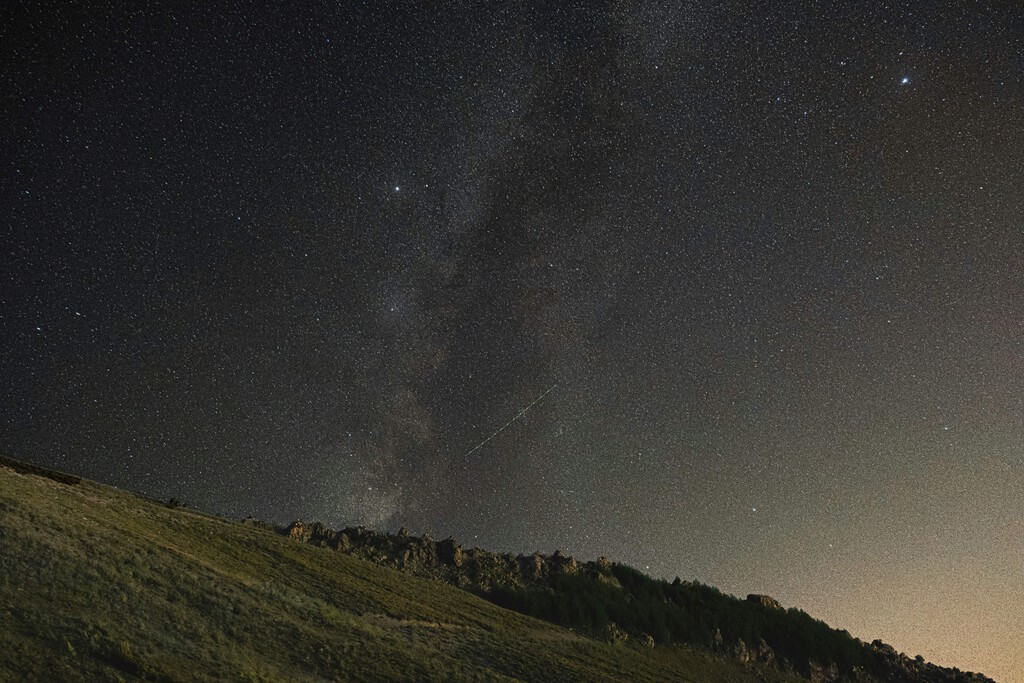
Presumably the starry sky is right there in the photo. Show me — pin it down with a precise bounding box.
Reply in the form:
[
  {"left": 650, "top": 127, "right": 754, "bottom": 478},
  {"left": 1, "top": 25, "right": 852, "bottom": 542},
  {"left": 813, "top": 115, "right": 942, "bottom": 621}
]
[{"left": 3, "top": 1, "right": 1023, "bottom": 679}]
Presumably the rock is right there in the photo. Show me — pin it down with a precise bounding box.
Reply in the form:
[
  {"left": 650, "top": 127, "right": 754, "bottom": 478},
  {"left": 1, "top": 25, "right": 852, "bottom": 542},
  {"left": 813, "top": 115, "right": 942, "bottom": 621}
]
[
  {"left": 307, "top": 522, "right": 335, "bottom": 546},
  {"left": 521, "top": 553, "right": 545, "bottom": 580},
  {"left": 756, "top": 638, "right": 775, "bottom": 665},
  {"left": 745, "top": 593, "right": 783, "bottom": 610},
  {"left": 396, "top": 526, "right": 410, "bottom": 540},
  {"left": 808, "top": 661, "right": 840, "bottom": 683},
  {"left": 437, "top": 537, "right": 464, "bottom": 567},
  {"left": 639, "top": 633, "right": 656, "bottom": 649},
  {"left": 603, "top": 622, "right": 629, "bottom": 645},
  {"left": 549, "top": 549, "right": 577, "bottom": 574},
  {"left": 733, "top": 638, "right": 752, "bottom": 664},
  {"left": 712, "top": 628, "right": 724, "bottom": 650},
  {"left": 595, "top": 571, "right": 621, "bottom": 588},
  {"left": 285, "top": 521, "right": 338, "bottom": 547},
  {"left": 287, "top": 520, "right": 311, "bottom": 542}
]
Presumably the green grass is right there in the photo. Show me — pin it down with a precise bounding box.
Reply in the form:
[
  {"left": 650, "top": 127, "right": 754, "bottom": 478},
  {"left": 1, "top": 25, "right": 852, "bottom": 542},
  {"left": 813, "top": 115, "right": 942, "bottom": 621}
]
[{"left": 0, "top": 460, "right": 805, "bottom": 682}]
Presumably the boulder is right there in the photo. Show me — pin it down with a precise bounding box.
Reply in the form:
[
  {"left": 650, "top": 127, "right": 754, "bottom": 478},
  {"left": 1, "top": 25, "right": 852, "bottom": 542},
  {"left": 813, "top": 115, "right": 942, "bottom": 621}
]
[
  {"left": 521, "top": 553, "right": 545, "bottom": 580},
  {"left": 549, "top": 549, "right": 577, "bottom": 574},
  {"left": 287, "top": 520, "right": 311, "bottom": 542},
  {"left": 734, "top": 638, "right": 753, "bottom": 664},
  {"left": 437, "top": 537, "right": 464, "bottom": 567},
  {"left": 756, "top": 638, "right": 775, "bottom": 665},
  {"left": 307, "top": 522, "right": 335, "bottom": 546},
  {"left": 746, "top": 593, "right": 783, "bottom": 610},
  {"left": 603, "top": 622, "right": 629, "bottom": 645},
  {"left": 712, "top": 628, "right": 724, "bottom": 650}
]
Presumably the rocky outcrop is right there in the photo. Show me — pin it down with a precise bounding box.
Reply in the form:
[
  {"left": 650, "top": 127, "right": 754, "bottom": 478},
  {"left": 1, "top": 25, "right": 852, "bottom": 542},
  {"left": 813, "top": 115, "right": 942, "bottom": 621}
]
[
  {"left": 521, "top": 553, "right": 545, "bottom": 580},
  {"left": 286, "top": 520, "right": 339, "bottom": 547},
  {"left": 549, "top": 549, "right": 577, "bottom": 574},
  {"left": 437, "top": 537, "right": 464, "bottom": 568},
  {"left": 286, "top": 519, "right": 311, "bottom": 541},
  {"left": 602, "top": 622, "right": 629, "bottom": 645},
  {"left": 716, "top": 633, "right": 778, "bottom": 668},
  {"left": 733, "top": 638, "right": 753, "bottom": 664},
  {"left": 807, "top": 661, "right": 841, "bottom": 683},
  {"left": 280, "top": 520, "right": 600, "bottom": 592},
  {"left": 867, "top": 640, "right": 994, "bottom": 683},
  {"left": 746, "top": 593, "right": 783, "bottom": 610},
  {"left": 755, "top": 638, "right": 775, "bottom": 665}
]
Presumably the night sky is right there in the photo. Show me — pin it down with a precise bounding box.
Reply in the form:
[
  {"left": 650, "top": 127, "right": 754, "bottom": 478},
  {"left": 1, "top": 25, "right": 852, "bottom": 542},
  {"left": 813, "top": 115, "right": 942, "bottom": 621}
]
[{"left": 3, "top": 2, "right": 1023, "bottom": 679}]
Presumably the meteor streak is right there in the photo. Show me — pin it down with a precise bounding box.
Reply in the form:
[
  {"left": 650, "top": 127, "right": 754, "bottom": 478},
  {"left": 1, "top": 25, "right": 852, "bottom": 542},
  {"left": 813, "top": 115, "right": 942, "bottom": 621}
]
[{"left": 462, "top": 383, "right": 558, "bottom": 459}]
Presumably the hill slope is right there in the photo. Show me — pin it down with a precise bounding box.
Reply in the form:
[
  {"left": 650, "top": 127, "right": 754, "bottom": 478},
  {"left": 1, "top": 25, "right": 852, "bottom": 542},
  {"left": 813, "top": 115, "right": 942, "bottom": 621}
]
[
  {"left": 0, "top": 458, "right": 804, "bottom": 682},
  {"left": 283, "top": 520, "right": 997, "bottom": 683},
  {"left": 0, "top": 457, "right": 998, "bottom": 682}
]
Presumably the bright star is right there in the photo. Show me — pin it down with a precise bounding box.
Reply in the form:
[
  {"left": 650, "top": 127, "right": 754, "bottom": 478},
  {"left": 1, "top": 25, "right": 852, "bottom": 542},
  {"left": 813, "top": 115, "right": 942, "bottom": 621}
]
[
  {"left": 394, "top": 185, "right": 400, "bottom": 192},
  {"left": 901, "top": 77, "right": 910, "bottom": 85}
]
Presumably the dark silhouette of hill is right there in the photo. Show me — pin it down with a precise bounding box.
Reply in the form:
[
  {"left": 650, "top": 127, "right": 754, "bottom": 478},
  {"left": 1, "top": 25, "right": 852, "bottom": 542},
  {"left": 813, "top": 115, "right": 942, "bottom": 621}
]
[
  {"left": 0, "top": 455, "right": 996, "bottom": 682},
  {"left": 284, "top": 518, "right": 997, "bottom": 683}
]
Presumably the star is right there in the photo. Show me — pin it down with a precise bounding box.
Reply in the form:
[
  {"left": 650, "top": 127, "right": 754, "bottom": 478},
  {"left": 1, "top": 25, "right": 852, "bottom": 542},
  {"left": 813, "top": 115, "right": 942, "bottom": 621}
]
[{"left": 900, "top": 76, "right": 910, "bottom": 85}]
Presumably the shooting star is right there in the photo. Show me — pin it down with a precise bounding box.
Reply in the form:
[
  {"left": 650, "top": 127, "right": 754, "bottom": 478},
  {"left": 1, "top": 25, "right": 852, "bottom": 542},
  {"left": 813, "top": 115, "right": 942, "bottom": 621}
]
[{"left": 462, "top": 383, "right": 558, "bottom": 458}]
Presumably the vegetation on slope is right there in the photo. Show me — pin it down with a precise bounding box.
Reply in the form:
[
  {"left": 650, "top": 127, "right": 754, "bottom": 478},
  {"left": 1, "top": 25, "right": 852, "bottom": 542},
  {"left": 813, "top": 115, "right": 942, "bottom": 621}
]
[
  {"left": 0, "top": 457, "right": 802, "bottom": 682},
  {"left": 284, "top": 518, "right": 997, "bottom": 683},
  {"left": 489, "top": 566, "right": 870, "bottom": 673}
]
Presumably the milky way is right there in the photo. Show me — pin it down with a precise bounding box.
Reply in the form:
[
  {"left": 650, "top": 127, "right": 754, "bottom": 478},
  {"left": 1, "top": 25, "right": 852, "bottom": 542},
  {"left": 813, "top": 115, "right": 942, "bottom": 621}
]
[{"left": 3, "top": 2, "right": 1023, "bottom": 679}]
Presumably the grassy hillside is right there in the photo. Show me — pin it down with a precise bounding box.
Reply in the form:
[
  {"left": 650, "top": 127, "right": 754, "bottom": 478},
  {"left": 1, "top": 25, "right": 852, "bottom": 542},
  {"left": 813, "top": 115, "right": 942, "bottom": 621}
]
[
  {"left": 0, "top": 458, "right": 804, "bottom": 682},
  {"left": 282, "top": 520, "right": 996, "bottom": 683}
]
